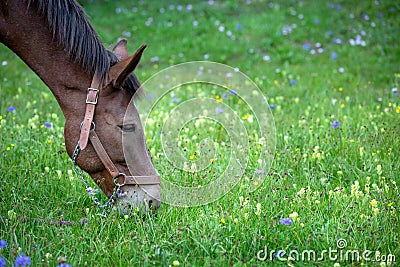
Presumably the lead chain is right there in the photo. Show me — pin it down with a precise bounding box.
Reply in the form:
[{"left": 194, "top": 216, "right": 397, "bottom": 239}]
[{"left": 71, "top": 143, "right": 119, "bottom": 216}]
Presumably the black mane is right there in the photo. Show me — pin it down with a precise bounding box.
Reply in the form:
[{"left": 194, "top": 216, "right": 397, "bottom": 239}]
[{"left": 26, "top": 0, "right": 140, "bottom": 95}]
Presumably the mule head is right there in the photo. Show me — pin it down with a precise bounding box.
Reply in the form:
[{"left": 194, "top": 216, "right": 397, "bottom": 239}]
[{"left": 65, "top": 40, "right": 160, "bottom": 213}]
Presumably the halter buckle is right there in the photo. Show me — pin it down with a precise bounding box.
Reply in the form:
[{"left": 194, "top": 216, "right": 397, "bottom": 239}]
[{"left": 86, "top": 88, "right": 99, "bottom": 104}]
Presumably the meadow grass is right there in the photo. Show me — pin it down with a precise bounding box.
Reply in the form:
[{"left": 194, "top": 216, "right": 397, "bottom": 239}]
[{"left": 1, "top": 1, "right": 399, "bottom": 266}]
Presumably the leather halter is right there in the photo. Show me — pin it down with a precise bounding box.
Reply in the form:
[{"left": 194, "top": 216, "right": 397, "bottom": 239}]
[{"left": 77, "top": 74, "right": 160, "bottom": 187}]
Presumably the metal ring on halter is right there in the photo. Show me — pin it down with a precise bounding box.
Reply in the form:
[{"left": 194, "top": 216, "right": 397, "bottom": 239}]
[
  {"left": 80, "top": 121, "right": 96, "bottom": 131},
  {"left": 113, "top": 173, "right": 126, "bottom": 187}
]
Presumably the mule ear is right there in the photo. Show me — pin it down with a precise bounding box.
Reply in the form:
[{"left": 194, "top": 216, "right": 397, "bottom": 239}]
[
  {"left": 109, "top": 44, "right": 147, "bottom": 88},
  {"left": 112, "top": 39, "right": 128, "bottom": 60}
]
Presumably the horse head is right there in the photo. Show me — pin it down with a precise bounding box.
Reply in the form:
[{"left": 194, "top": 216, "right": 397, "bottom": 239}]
[{"left": 64, "top": 40, "right": 160, "bottom": 213}]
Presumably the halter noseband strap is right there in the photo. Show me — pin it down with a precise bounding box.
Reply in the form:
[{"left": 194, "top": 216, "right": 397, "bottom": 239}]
[{"left": 77, "top": 74, "right": 160, "bottom": 186}]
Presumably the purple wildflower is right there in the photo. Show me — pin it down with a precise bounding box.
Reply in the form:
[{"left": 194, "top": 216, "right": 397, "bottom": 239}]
[
  {"left": 117, "top": 189, "right": 126, "bottom": 198},
  {"left": 221, "top": 92, "right": 228, "bottom": 99},
  {"left": 44, "top": 122, "right": 52, "bottom": 128},
  {"left": 80, "top": 218, "right": 88, "bottom": 225},
  {"left": 57, "top": 264, "right": 72, "bottom": 267},
  {"left": 289, "top": 79, "right": 297, "bottom": 85},
  {"left": 0, "top": 240, "right": 7, "bottom": 248},
  {"left": 254, "top": 170, "right": 266, "bottom": 175},
  {"left": 392, "top": 88, "right": 398, "bottom": 97},
  {"left": 15, "top": 253, "right": 31, "bottom": 266},
  {"left": 331, "top": 52, "right": 338, "bottom": 60},
  {"left": 229, "top": 90, "right": 237, "bottom": 95},
  {"left": 279, "top": 217, "right": 293, "bottom": 226},
  {"left": 0, "top": 256, "right": 6, "bottom": 267},
  {"left": 302, "top": 43, "right": 311, "bottom": 51},
  {"left": 274, "top": 250, "right": 286, "bottom": 258},
  {"left": 313, "top": 19, "right": 320, "bottom": 25},
  {"left": 215, "top": 107, "right": 224, "bottom": 114},
  {"left": 332, "top": 37, "right": 342, "bottom": 44},
  {"left": 86, "top": 187, "right": 99, "bottom": 196},
  {"left": 236, "top": 24, "right": 243, "bottom": 30},
  {"left": 146, "top": 94, "right": 154, "bottom": 99},
  {"left": 7, "top": 106, "right": 16, "bottom": 112},
  {"left": 269, "top": 104, "right": 276, "bottom": 110},
  {"left": 171, "top": 97, "right": 180, "bottom": 103},
  {"left": 332, "top": 121, "right": 340, "bottom": 129}
]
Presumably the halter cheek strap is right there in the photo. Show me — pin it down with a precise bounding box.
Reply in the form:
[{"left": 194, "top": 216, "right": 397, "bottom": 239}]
[
  {"left": 77, "top": 74, "right": 160, "bottom": 186},
  {"left": 79, "top": 74, "right": 100, "bottom": 150}
]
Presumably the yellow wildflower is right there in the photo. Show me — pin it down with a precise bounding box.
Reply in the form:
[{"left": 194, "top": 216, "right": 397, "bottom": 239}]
[
  {"left": 370, "top": 199, "right": 378, "bottom": 207},
  {"left": 376, "top": 164, "right": 382, "bottom": 175},
  {"left": 289, "top": 212, "right": 299, "bottom": 221}
]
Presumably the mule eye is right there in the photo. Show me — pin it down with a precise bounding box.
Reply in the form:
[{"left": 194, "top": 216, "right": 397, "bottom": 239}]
[{"left": 119, "top": 124, "right": 136, "bottom": 132}]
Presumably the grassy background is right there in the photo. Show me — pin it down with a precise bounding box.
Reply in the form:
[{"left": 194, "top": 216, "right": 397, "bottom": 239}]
[{"left": 1, "top": 0, "right": 399, "bottom": 266}]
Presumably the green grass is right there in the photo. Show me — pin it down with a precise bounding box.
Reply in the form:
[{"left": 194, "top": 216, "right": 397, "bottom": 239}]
[{"left": 1, "top": 0, "right": 399, "bottom": 266}]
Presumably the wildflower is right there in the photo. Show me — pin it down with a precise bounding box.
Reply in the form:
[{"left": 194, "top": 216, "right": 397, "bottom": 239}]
[
  {"left": 302, "top": 43, "right": 311, "bottom": 50},
  {"left": 172, "top": 260, "right": 180, "bottom": 266},
  {"left": 331, "top": 52, "right": 338, "bottom": 60},
  {"left": 8, "top": 106, "right": 16, "bottom": 112},
  {"left": 56, "top": 170, "right": 62, "bottom": 178},
  {"left": 0, "top": 256, "right": 6, "bottom": 267},
  {"left": 269, "top": 104, "right": 276, "bottom": 110},
  {"left": 279, "top": 217, "right": 293, "bottom": 226},
  {"left": 57, "top": 264, "right": 72, "bottom": 267},
  {"left": 370, "top": 199, "right": 378, "bottom": 207},
  {"left": 215, "top": 107, "right": 224, "bottom": 114},
  {"left": 44, "top": 167, "right": 50, "bottom": 173},
  {"left": 376, "top": 164, "right": 382, "bottom": 175},
  {"left": 289, "top": 212, "right": 298, "bottom": 221},
  {"left": 274, "top": 250, "right": 285, "bottom": 258},
  {"left": 86, "top": 187, "right": 99, "bottom": 196},
  {"left": 0, "top": 240, "right": 7, "bottom": 248},
  {"left": 242, "top": 113, "right": 251, "bottom": 120},
  {"left": 372, "top": 207, "right": 379, "bottom": 215},
  {"left": 171, "top": 97, "right": 180, "bottom": 103},
  {"left": 15, "top": 253, "right": 31, "bottom": 266},
  {"left": 255, "top": 203, "right": 262, "bottom": 215},
  {"left": 220, "top": 218, "right": 225, "bottom": 223},
  {"left": 254, "top": 170, "right": 265, "bottom": 175},
  {"left": 43, "top": 122, "right": 52, "bottom": 128},
  {"left": 331, "top": 121, "right": 340, "bottom": 128}
]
